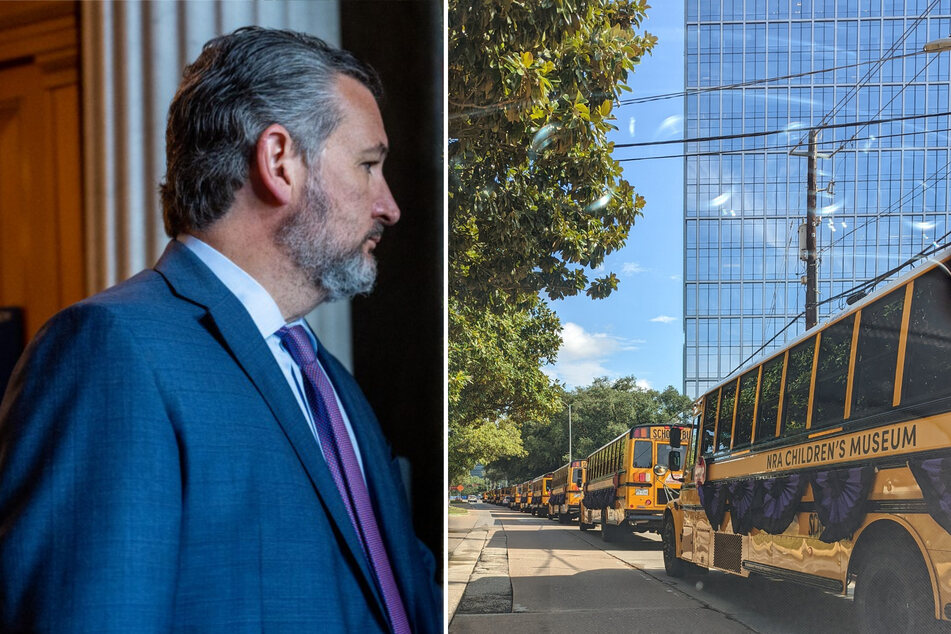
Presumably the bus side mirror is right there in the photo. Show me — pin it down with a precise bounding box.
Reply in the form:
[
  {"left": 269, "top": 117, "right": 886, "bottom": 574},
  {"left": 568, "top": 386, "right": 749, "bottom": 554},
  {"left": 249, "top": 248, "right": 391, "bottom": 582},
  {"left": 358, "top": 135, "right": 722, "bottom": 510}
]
[
  {"left": 668, "top": 450, "right": 682, "bottom": 471},
  {"left": 669, "top": 427, "right": 682, "bottom": 448}
]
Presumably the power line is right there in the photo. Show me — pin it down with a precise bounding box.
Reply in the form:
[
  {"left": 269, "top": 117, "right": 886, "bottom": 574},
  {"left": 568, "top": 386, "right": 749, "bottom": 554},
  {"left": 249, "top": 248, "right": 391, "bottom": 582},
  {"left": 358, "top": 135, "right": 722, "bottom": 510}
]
[
  {"left": 819, "top": 43, "right": 942, "bottom": 242},
  {"left": 821, "top": 227, "right": 951, "bottom": 306},
  {"left": 830, "top": 49, "right": 939, "bottom": 157},
  {"left": 728, "top": 312, "right": 803, "bottom": 379},
  {"left": 617, "top": 126, "right": 951, "bottom": 162},
  {"left": 793, "top": 0, "right": 940, "bottom": 151},
  {"left": 726, "top": 231, "right": 951, "bottom": 378},
  {"left": 619, "top": 53, "right": 923, "bottom": 105},
  {"left": 613, "top": 109, "right": 951, "bottom": 149},
  {"left": 818, "top": 151, "right": 951, "bottom": 256}
]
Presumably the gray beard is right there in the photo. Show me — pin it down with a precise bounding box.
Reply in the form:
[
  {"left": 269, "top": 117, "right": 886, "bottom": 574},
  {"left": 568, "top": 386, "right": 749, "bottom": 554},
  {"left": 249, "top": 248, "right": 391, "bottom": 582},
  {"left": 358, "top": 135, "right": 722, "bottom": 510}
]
[{"left": 274, "top": 176, "right": 379, "bottom": 303}]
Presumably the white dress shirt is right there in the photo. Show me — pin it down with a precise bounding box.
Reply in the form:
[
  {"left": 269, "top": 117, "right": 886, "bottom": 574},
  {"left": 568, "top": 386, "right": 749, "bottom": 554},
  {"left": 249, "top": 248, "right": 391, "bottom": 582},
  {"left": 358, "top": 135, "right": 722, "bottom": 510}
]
[{"left": 179, "top": 235, "right": 365, "bottom": 478}]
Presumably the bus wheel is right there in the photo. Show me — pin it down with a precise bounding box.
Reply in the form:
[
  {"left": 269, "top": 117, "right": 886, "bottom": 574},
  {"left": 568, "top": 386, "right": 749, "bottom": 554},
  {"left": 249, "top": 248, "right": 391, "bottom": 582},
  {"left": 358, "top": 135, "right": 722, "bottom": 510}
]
[
  {"left": 854, "top": 548, "right": 932, "bottom": 632},
  {"left": 662, "top": 516, "right": 686, "bottom": 578},
  {"left": 579, "top": 514, "right": 594, "bottom": 531},
  {"left": 601, "top": 509, "right": 616, "bottom": 543},
  {"left": 558, "top": 513, "right": 570, "bottom": 525}
]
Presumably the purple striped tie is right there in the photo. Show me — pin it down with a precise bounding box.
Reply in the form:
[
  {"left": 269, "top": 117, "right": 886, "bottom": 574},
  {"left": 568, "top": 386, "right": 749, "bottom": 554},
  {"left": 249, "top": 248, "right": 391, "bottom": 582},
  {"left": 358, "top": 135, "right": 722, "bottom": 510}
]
[{"left": 278, "top": 325, "right": 411, "bottom": 634}]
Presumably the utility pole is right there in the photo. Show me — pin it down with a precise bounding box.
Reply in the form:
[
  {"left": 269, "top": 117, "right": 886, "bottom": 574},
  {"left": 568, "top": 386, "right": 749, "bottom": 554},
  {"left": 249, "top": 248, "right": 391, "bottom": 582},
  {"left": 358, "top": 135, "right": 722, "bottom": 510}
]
[
  {"left": 792, "top": 129, "right": 827, "bottom": 330},
  {"left": 805, "top": 129, "right": 818, "bottom": 329},
  {"left": 567, "top": 403, "right": 572, "bottom": 464}
]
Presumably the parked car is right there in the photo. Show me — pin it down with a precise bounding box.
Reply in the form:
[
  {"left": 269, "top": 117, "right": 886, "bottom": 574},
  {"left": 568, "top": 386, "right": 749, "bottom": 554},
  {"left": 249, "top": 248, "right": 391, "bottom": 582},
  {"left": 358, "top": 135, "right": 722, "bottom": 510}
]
[{"left": 467, "top": 495, "right": 478, "bottom": 503}]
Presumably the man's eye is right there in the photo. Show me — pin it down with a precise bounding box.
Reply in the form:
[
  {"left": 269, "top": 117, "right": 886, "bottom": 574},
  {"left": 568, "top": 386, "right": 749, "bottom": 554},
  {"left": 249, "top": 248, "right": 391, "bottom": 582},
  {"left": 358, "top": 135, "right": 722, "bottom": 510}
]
[{"left": 362, "top": 162, "right": 378, "bottom": 173}]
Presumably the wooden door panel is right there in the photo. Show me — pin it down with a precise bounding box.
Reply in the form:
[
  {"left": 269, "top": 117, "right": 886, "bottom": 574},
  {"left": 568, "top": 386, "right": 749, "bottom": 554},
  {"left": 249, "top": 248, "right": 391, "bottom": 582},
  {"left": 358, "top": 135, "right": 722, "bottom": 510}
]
[{"left": 0, "top": 4, "right": 81, "bottom": 340}]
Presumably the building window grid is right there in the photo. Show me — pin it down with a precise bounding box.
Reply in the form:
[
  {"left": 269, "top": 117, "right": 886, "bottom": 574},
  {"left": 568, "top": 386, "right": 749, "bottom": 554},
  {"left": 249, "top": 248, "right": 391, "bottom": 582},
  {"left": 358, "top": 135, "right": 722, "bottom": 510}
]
[{"left": 684, "top": 8, "right": 951, "bottom": 398}]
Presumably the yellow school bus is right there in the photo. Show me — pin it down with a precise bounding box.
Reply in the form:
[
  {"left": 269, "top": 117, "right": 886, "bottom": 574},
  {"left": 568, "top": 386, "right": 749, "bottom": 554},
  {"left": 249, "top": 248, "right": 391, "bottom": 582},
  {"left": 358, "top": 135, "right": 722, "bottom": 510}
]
[
  {"left": 529, "top": 472, "right": 553, "bottom": 516},
  {"left": 507, "top": 484, "right": 520, "bottom": 509},
  {"left": 548, "top": 460, "right": 586, "bottom": 524},
  {"left": 662, "top": 250, "right": 951, "bottom": 630},
  {"left": 515, "top": 480, "right": 531, "bottom": 511},
  {"left": 579, "top": 424, "right": 689, "bottom": 541}
]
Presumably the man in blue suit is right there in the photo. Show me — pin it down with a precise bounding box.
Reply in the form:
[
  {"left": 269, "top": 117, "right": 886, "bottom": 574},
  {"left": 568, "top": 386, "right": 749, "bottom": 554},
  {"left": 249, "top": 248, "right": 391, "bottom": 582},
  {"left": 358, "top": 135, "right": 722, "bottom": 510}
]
[{"left": 0, "top": 27, "right": 441, "bottom": 632}]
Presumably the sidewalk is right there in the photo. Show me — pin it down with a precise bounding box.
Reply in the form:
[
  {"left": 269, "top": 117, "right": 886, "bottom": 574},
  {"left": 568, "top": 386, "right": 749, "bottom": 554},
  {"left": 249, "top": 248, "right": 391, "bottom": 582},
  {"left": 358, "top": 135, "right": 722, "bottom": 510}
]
[{"left": 447, "top": 504, "right": 496, "bottom": 620}]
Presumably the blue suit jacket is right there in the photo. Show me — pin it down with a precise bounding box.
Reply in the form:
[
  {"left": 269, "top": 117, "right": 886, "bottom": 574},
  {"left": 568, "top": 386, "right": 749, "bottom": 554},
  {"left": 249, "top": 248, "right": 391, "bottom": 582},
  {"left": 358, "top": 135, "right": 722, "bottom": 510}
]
[{"left": 0, "top": 241, "right": 442, "bottom": 632}]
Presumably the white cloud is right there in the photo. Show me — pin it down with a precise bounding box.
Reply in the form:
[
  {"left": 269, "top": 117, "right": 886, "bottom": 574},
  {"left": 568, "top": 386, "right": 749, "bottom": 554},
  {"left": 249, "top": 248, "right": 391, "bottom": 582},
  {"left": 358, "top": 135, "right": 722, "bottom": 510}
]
[
  {"left": 559, "top": 360, "right": 615, "bottom": 387},
  {"left": 621, "top": 262, "right": 646, "bottom": 275},
  {"left": 559, "top": 322, "right": 620, "bottom": 362},
  {"left": 546, "top": 322, "right": 642, "bottom": 388},
  {"left": 669, "top": 274, "right": 682, "bottom": 281},
  {"left": 650, "top": 315, "right": 677, "bottom": 323},
  {"left": 636, "top": 378, "right": 652, "bottom": 390}
]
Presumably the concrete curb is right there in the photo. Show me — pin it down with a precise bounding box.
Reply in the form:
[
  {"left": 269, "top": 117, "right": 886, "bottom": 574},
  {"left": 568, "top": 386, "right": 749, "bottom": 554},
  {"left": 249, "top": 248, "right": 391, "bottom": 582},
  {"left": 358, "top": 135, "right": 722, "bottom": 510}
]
[{"left": 447, "top": 516, "right": 496, "bottom": 620}]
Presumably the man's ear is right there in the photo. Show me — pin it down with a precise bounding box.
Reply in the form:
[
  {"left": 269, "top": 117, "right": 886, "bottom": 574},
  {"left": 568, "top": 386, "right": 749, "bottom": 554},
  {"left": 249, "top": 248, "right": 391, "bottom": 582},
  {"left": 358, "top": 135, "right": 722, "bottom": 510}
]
[{"left": 251, "top": 123, "right": 298, "bottom": 206}]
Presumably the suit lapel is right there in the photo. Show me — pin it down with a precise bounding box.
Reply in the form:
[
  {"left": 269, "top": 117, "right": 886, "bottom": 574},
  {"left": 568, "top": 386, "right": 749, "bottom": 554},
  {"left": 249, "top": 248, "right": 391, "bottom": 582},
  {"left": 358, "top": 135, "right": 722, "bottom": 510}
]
[{"left": 152, "top": 241, "right": 386, "bottom": 617}]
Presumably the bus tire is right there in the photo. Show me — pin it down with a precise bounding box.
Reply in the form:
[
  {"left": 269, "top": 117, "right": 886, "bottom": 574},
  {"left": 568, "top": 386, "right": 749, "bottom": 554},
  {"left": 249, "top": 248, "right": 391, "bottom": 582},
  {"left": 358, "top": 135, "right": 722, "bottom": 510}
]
[
  {"left": 558, "top": 513, "right": 570, "bottom": 525},
  {"left": 579, "top": 515, "right": 594, "bottom": 531},
  {"left": 662, "top": 516, "right": 686, "bottom": 578},
  {"left": 854, "top": 547, "right": 933, "bottom": 632},
  {"left": 601, "top": 508, "right": 616, "bottom": 543}
]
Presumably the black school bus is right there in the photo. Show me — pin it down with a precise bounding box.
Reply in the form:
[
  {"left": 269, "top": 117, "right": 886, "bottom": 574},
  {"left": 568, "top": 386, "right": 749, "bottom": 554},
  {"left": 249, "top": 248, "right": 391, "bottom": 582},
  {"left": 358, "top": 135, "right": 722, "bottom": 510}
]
[{"left": 662, "top": 250, "right": 951, "bottom": 630}]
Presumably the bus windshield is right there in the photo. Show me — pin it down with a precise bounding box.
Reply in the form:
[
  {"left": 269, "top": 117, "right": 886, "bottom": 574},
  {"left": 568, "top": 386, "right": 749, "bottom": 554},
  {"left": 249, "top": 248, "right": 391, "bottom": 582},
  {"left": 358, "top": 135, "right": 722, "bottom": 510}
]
[{"left": 657, "top": 444, "right": 683, "bottom": 471}]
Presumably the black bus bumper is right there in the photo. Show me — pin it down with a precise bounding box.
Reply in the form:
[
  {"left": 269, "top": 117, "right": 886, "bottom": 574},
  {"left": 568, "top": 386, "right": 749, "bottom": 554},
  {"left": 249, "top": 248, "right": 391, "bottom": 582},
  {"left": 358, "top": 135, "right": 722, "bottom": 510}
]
[{"left": 623, "top": 510, "right": 665, "bottom": 532}]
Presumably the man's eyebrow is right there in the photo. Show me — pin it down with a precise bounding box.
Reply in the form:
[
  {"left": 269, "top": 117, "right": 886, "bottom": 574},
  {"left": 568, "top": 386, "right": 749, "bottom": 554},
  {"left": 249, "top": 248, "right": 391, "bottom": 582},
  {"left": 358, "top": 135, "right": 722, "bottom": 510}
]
[{"left": 360, "top": 142, "right": 389, "bottom": 159}]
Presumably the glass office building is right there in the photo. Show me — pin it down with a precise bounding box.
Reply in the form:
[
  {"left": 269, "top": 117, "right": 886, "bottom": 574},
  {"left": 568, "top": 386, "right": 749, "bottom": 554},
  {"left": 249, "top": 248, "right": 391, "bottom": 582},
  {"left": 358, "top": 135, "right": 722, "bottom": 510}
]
[{"left": 683, "top": 0, "right": 951, "bottom": 398}]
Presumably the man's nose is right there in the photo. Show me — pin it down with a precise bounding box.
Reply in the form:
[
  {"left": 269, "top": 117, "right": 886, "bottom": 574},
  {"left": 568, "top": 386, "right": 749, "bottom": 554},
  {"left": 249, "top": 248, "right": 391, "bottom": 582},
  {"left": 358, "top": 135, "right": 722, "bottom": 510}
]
[{"left": 373, "top": 179, "right": 400, "bottom": 226}]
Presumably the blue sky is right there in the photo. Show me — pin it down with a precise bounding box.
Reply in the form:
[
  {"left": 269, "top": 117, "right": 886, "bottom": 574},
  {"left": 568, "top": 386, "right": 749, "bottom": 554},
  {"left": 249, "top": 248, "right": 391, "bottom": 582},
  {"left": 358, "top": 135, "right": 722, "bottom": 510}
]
[{"left": 544, "top": 3, "right": 688, "bottom": 392}]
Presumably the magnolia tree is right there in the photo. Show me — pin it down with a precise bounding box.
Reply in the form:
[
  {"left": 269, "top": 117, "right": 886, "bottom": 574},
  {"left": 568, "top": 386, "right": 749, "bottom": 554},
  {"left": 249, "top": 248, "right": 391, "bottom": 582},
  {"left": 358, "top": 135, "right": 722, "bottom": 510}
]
[{"left": 448, "top": 0, "right": 657, "bottom": 482}]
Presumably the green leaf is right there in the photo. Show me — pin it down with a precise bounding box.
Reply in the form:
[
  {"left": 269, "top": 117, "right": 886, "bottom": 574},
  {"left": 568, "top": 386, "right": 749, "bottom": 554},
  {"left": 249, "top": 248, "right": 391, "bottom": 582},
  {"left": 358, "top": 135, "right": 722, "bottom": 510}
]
[{"left": 448, "top": 0, "right": 657, "bottom": 479}]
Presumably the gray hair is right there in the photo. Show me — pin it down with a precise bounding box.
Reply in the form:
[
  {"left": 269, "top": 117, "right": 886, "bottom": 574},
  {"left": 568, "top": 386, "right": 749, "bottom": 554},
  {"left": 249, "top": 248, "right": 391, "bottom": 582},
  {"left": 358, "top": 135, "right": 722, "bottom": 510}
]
[{"left": 160, "top": 27, "right": 382, "bottom": 237}]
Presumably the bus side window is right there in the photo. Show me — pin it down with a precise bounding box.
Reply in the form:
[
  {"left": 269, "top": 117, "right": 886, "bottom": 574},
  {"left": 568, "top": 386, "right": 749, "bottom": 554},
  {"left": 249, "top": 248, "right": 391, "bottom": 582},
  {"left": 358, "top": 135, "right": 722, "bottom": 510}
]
[
  {"left": 754, "top": 354, "right": 783, "bottom": 445},
  {"left": 812, "top": 313, "right": 855, "bottom": 429},
  {"left": 851, "top": 287, "right": 905, "bottom": 420},
  {"left": 781, "top": 336, "right": 816, "bottom": 437},
  {"left": 633, "top": 440, "right": 652, "bottom": 468},
  {"left": 903, "top": 264, "right": 951, "bottom": 412},
  {"left": 733, "top": 368, "right": 758, "bottom": 450},
  {"left": 701, "top": 391, "right": 719, "bottom": 455},
  {"left": 686, "top": 414, "right": 701, "bottom": 469},
  {"left": 717, "top": 379, "right": 738, "bottom": 452}
]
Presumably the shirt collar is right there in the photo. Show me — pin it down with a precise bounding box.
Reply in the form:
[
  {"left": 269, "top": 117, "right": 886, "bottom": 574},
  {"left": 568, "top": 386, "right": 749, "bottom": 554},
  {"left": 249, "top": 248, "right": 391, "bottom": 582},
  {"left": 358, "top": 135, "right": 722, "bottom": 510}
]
[{"left": 178, "top": 234, "right": 287, "bottom": 340}]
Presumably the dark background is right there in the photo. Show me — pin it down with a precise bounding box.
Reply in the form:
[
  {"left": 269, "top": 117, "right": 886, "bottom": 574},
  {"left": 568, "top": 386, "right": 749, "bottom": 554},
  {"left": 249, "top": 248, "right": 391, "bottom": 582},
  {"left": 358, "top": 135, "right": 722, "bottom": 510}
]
[{"left": 342, "top": 1, "right": 445, "bottom": 574}]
